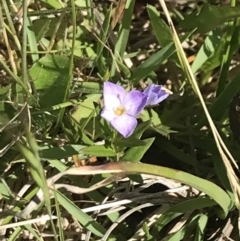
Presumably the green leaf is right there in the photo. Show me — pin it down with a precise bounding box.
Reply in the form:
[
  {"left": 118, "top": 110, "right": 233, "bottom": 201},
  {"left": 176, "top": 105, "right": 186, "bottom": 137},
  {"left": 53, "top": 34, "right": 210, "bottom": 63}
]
[
  {"left": 24, "top": 225, "right": 42, "bottom": 241},
  {"left": 36, "top": 0, "right": 62, "bottom": 9},
  {"left": 195, "top": 214, "right": 208, "bottom": 241},
  {"left": 131, "top": 41, "right": 175, "bottom": 82},
  {"left": 122, "top": 137, "right": 155, "bottom": 162},
  {"left": 155, "top": 197, "right": 220, "bottom": 233},
  {"left": 96, "top": 5, "right": 112, "bottom": 77},
  {"left": 77, "top": 82, "right": 102, "bottom": 91},
  {"left": 191, "top": 29, "right": 222, "bottom": 74},
  {"left": 155, "top": 137, "right": 195, "bottom": 166},
  {"left": 18, "top": 142, "right": 45, "bottom": 190},
  {"left": 35, "top": 19, "right": 51, "bottom": 42},
  {"left": 141, "top": 109, "right": 159, "bottom": 125},
  {"left": 133, "top": 120, "right": 152, "bottom": 138},
  {"left": 216, "top": 24, "right": 240, "bottom": 96},
  {"left": 29, "top": 55, "right": 70, "bottom": 108},
  {"left": 111, "top": 0, "right": 135, "bottom": 76},
  {"left": 32, "top": 18, "right": 67, "bottom": 38},
  {"left": 71, "top": 100, "right": 96, "bottom": 124},
  {"left": 212, "top": 156, "right": 235, "bottom": 206},
  {"left": 114, "top": 136, "right": 147, "bottom": 147},
  {"left": 115, "top": 162, "right": 231, "bottom": 216},
  {"left": 115, "top": 121, "right": 151, "bottom": 153},
  {"left": 55, "top": 191, "right": 106, "bottom": 237},
  {"left": 0, "top": 178, "right": 12, "bottom": 201},
  {"left": 169, "top": 227, "right": 185, "bottom": 241},
  {"left": 198, "top": 70, "right": 240, "bottom": 127},
  {"left": 81, "top": 145, "right": 116, "bottom": 157},
  {"left": 180, "top": 5, "right": 240, "bottom": 33},
  {"left": 198, "top": 35, "right": 225, "bottom": 73},
  {"left": 115, "top": 59, "right": 131, "bottom": 79},
  {"left": 40, "top": 144, "right": 86, "bottom": 159},
  {"left": 142, "top": 222, "right": 153, "bottom": 240},
  {"left": 147, "top": 4, "right": 172, "bottom": 47},
  {"left": 27, "top": 18, "right": 39, "bottom": 63},
  {"left": 151, "top": 124, "right": 173, "bottom": 137},
  {"left": 131, "top": 31, "right": 193, "bottom": 83}
]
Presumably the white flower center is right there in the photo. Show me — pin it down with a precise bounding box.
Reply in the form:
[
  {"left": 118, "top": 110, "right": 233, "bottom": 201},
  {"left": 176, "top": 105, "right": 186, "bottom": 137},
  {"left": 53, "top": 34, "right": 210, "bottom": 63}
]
[{"left": 114, "top": 106, "right": 126, "bottom": 116}]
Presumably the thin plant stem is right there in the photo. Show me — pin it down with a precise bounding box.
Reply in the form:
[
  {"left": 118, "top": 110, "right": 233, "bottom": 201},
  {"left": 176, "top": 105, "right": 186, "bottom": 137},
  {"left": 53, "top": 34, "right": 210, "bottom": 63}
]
[{"left": 55, "top": 0, "right": 76, "bottom": 128}]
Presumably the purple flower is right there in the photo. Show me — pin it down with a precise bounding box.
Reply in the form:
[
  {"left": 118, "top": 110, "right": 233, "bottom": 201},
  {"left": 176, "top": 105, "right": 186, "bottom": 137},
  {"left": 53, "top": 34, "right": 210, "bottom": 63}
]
[
  {"left": 101, "top": 82, "right": 147, "bottom": 138},
  {"left": 144, "top": 84, "right": 169, "bottom": 106}
]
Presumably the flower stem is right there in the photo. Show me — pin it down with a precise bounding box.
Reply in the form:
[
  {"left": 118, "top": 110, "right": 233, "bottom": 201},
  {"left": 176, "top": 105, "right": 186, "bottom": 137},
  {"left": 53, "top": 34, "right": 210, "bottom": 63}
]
[{"left": 112, "top": 130, "right": 120, "bottom": 161}]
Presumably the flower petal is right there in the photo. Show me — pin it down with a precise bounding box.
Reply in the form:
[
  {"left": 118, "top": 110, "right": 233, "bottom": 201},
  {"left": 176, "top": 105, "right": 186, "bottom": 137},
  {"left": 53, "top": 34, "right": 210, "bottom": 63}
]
[
  {"left": 155, "top": 90, "right": 169, "bottom": 104},
  {"left": 144, "top": 84, "right": 169, "bottom": 105},
  {"left": 111, "top": 114, "right": 137, "bottom": 138},
  {"left": 102, "top": 82, "right": 126, "bottom": 110},
  {"left": 103, "top": 82, "right": 126, "bottom": 98},
  {"left": 143, "top": 84, "right": 154, "bottom": 96},
  {"left": 101, "top": 108, "right": 116, "bottom": 122},
  {"left": 123, "top": 90, "right": 148, "bottom": 116},
  {"left": 146, "top": 93, "right": 159, "bottom": 106},
  {"left": 103, "top": 93, "right": 122, "bottom": 112}
]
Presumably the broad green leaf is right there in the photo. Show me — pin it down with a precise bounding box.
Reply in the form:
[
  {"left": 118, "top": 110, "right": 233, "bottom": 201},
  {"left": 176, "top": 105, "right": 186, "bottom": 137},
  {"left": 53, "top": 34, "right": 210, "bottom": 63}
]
[
  {"left": 58, "top": 39, "right": 83, "bottom": 57},
  {"left": 71, "top": 100, "right": 96, "bottom": 123},
  {"left": 29, "top": 55, "right": 70, "bottom": 108},
  {"left": 191, "top": 29, "right": 222, "bottom": 74},
  {"left": 147, "top": 5, "right": 172, "bottom": 47},
  {"left": 141, "top": 109, "right": 161, "bottom": 126},
  {"left": 198, "top": 36, "right": 225, "bottom": 73},
  {"left": 81, "top": 145, "right": 116, "bottom": 157},
  {"left": 122, "top": 137, "right": 155, "bottom": 162},
  {"left": 180, "top": 5, "right": 240, "bottom": 33}
]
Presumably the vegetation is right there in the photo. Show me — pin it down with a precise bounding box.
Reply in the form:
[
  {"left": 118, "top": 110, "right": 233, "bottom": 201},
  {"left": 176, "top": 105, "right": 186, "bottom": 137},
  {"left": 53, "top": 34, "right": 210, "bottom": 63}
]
[{"left": 0, "top": 0, "right": 240, "bottom": 240}]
